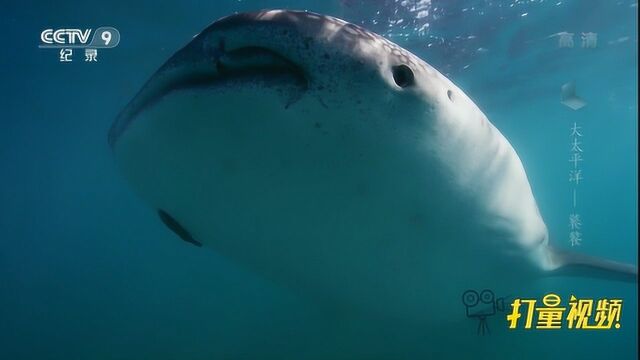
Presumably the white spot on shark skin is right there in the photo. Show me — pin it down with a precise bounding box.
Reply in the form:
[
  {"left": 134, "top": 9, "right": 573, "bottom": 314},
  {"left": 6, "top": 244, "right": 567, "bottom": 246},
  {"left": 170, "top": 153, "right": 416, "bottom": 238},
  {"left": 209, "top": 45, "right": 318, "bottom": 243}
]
[{"left": 111, "top": 8, "right": 637, "bottom": 332}]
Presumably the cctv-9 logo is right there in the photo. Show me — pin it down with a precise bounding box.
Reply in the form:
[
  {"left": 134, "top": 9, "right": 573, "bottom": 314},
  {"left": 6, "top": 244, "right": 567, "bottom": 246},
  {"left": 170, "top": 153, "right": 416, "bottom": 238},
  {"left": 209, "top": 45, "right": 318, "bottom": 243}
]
[{"left": 39, "top": 27, "right": 120, "bottom": 48}]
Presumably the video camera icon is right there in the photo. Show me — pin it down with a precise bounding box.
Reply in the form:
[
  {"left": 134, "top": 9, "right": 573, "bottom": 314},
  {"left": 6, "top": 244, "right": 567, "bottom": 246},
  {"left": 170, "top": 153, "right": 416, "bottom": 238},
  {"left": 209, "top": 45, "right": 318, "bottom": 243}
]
[{"left": 462, "top": 289, "right": 507, "bottom": 335}]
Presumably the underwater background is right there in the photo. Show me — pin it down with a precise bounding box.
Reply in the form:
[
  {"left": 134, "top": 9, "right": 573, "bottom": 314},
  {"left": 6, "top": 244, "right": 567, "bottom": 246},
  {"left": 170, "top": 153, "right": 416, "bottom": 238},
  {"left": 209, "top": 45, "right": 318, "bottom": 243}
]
[{"left": 0, "top": 0, "right": 637, "bottom": 359}]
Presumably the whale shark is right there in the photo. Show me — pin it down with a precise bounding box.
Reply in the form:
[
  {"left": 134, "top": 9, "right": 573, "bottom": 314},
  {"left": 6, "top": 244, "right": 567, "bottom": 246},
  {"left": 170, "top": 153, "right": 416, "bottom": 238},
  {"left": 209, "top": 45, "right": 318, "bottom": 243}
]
[{"left": 109, "top": 10, "right": 636, "bottom": 324}]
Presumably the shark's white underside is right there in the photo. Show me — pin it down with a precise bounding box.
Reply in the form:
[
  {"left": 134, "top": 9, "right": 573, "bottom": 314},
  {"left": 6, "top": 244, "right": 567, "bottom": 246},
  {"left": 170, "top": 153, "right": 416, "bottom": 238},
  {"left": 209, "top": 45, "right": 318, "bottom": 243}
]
[{"left": 116, "top": 85, "right": 540, "bottom": 322}]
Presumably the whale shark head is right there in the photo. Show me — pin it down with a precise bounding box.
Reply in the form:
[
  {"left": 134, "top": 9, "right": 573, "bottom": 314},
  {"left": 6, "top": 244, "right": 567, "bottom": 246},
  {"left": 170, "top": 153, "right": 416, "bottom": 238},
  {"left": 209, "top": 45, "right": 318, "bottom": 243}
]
[
  {"left": 109, "top": 10, "right": 509, "bottom": 319},
  {"left": 109, "top": 10, "right": 486, "bottom": 152}
]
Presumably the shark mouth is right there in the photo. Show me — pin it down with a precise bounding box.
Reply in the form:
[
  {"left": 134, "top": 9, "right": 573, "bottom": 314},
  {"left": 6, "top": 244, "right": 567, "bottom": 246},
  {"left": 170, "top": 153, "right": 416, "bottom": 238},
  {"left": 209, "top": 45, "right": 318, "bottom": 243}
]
[{"left": 108, "top": 45, "right": 308, "bottom": 148}]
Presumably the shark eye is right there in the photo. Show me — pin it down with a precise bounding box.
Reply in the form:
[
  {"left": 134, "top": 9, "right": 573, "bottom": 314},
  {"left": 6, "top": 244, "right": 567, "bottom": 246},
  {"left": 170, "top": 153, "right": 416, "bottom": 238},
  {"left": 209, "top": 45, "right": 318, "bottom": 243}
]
[{"left": 392, "top": 65, "right": 414, "bottom": 88}]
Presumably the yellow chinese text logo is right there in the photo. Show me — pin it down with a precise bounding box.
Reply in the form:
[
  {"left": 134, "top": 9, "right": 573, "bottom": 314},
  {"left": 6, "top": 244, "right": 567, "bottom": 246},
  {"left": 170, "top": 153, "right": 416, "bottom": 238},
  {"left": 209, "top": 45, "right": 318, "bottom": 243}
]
[{"left": 507, "top": 294, "right": 622, "bottom": 330}]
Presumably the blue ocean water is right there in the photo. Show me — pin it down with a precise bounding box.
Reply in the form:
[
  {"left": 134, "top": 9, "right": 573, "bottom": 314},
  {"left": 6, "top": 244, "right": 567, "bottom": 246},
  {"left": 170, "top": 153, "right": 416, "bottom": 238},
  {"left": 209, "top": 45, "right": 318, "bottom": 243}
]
[{"left": 0, "top": 1, "right": 637, "bottom": 359}]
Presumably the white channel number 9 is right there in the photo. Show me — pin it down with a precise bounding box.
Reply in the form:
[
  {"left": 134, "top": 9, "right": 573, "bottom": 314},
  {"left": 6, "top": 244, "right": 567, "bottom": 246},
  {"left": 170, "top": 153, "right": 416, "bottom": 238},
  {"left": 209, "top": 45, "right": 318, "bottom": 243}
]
[{"left": 101, "top": 31, "right": 112, "bottom": 46}]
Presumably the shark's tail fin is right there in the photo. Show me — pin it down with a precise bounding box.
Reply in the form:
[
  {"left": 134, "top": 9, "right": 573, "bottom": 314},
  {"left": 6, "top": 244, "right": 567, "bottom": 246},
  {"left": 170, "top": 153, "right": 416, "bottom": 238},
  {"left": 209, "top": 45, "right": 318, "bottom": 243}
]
[{"left": 547, "top": 246, "right": 637, "bottom": 283}]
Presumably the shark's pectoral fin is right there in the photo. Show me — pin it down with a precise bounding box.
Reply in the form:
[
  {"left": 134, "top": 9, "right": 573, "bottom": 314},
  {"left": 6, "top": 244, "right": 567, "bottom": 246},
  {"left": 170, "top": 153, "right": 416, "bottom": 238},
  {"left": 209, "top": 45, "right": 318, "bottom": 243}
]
[
  {"left": 158, "top": 209, "right": 202, "bottom": 247},
  {"left": 546, "top": 246, "right": 637, "bottom": 283}
]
